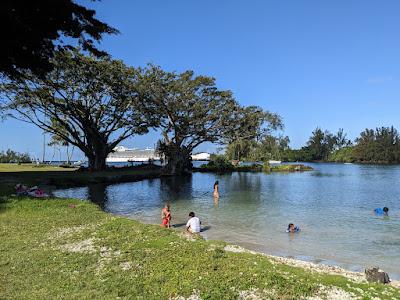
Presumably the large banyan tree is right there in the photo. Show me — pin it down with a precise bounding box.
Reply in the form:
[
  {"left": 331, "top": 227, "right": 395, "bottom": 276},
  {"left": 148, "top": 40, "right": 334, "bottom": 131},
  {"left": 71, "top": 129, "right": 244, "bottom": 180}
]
[
  {"left": 138, "top": 66, "right": 282, "bottom": 174},
  {"left": 0, "top": 50, "right": 155, "bottom": 171}
]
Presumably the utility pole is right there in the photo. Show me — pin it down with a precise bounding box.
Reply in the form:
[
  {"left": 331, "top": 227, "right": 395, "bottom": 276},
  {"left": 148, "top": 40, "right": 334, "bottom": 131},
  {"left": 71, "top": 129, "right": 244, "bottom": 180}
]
[{"left": 42, "top": 131, "right": 46, "bottom": 163}]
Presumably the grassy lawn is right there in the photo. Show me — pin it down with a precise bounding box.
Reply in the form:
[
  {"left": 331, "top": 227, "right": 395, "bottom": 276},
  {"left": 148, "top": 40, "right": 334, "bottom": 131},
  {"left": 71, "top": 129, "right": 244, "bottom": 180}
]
[
  {"left": 1, "top": 197, "right": 399, "bottom": 299},
  {"left": 0, "top": 163, "right": 162, "bottom": 196},
  {"left": 0, "top": 163, "right": 77, "bottom": 173}
]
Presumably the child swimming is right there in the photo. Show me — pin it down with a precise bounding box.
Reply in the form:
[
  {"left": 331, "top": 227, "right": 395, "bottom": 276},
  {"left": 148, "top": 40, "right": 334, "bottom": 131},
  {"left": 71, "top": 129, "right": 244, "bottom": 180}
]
[
  {"left": 286, "top": 223, "right": 300, "bottom": 233},
  {"left": 374, "top": 207, "right": 389, "bottom": 216}
]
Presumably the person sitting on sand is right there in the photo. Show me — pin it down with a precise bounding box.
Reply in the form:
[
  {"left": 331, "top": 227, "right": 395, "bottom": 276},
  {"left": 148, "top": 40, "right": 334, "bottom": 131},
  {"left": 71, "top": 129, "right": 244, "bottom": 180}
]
[
  {"left": 374, "top": 207, "right": 389, "bottom": 216},
  {"left": 286, "top": 223, "right": 300, "bottom": 233},
  {"left": 213, "top": 181, "right": 219, "bottom": 198},
  {"left": 186, "top": 212, "right": 201, "bottom": 234},
  {"left": 161, "top": 204, "right": 171, "bottom": 228}
]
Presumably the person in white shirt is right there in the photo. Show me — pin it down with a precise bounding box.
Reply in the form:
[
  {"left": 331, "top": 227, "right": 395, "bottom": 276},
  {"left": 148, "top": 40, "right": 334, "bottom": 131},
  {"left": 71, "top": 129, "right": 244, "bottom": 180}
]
[{"left": 186, "top": 212, "right": 201, "bottom": 233}]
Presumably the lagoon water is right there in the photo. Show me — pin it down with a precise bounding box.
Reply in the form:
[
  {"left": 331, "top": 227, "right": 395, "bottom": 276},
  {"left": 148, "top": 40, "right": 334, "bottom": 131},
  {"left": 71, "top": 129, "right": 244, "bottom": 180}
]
[{"left": 54, "top": 163, "right": 400, "bottom": 279}]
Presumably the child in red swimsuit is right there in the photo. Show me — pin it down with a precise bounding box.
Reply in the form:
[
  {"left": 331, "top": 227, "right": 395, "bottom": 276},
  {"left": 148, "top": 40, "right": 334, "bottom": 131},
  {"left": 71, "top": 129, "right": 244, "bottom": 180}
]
[{"left": 161, "top": 204, "right": 171, "bottom": 228}]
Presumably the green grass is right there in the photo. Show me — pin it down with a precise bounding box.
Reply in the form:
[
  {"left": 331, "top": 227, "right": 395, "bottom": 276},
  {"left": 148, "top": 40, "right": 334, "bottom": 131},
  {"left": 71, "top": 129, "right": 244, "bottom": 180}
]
[
  {"left": 1, "top": 197, "right": 398, "bottom": 299},
  {"left": 0, "top": 163, "right": 76, "bottom": 172},
  {"left": 0, "top": 163, "right": 162, "bottom": 196},
  {"left": 269, "top": 164, "right": 314, "bottom": 172}
]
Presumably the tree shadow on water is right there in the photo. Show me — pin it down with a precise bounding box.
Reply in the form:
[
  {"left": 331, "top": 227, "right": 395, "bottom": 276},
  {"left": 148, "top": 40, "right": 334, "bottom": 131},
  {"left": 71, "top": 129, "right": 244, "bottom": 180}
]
[
  {"left": 159, "top": 175, "right": 193, "bottom": 202},
  {"left": 87, "top": 183, "right": 109, "bottom": 209}
]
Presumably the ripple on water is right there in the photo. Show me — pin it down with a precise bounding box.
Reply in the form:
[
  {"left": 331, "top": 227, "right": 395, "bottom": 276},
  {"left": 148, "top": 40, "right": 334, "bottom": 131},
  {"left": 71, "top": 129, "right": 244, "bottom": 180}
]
[{"left": 54, "top": 163, "right": 400, "bottom": 280}]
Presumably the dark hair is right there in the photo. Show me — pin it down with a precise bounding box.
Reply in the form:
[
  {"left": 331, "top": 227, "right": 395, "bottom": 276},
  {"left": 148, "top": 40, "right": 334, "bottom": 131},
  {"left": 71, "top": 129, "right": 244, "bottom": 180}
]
[
  {"left": 214, "top": 180, "right": 219, "bottom": 186},
  {"left": 288, "top": 223, "right": 294, "bottom": 230},
  {"left": 189, "top": 212, "right": 195, "bottom": 217},
  {"left": 383, "top": 207, "right": 389, "bottom": 212}
]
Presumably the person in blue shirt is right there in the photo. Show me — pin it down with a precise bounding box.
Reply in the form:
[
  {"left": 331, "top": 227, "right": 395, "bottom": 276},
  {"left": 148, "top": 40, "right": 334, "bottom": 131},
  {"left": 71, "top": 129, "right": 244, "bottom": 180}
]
[
  {"left": 286, "top": 223, "right": 300, "bottom": 233},
  {"left": 374, "top": 207, "right": 389, "bottom": 216}
]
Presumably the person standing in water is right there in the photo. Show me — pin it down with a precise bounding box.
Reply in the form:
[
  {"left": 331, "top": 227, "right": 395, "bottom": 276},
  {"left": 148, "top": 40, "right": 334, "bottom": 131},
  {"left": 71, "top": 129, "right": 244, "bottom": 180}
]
[
  {"left": 213, "top": 181, "right": 219, "bottom": 198},
  {"left": 161, "top": 204, "right": 171, "bottom": 228}
]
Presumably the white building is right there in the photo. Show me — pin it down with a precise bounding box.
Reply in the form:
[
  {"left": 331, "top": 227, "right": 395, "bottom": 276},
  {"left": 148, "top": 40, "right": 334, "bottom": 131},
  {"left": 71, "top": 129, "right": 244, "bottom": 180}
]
[
  {"left": 107, "top": 146, "right": 211, "bottom": 162},
  {"left": 191, "top": 152, "right": 211, "bottom": 161}
]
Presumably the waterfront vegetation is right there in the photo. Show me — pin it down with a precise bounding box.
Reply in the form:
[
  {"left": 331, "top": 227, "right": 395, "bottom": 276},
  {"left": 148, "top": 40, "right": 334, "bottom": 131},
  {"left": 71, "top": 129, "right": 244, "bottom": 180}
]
[
  {"left": 1, "top": 197, "right": 399, "bottom": 299},
  {"left": 0, "top": 163, "right": 161, "bottom": 196},
  {"left": 281, "top": 127, "right": 400, "bottom": 164},
  {"left": 1, "top": 49, "right": 279, "bottom": 174},
  {"left": 197, "top": 155, "right": 313, "bottom": 173},
  {"left": 0, "top": 149, "right": 31, "bottom": 163},
  {"left": 223, "top": 126, "right": 400, "bottom": 165}
]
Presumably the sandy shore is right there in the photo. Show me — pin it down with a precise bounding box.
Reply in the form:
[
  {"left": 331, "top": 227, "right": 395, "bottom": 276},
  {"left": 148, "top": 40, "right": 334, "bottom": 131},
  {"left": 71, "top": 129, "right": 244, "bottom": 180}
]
[{"left": 223, "top": 244, "right": 400, "bottom": 289}]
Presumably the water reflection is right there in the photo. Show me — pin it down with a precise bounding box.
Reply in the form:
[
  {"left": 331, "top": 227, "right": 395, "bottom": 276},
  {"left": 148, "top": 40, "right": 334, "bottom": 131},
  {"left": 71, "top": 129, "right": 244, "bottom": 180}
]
[
  {"left": 87, "top": 184, "right": 109, "bottom": 209},
  {"left": 54, "top": 163, "right": 400, "bottom": 279},
  {"left": 159, "top": 175, "right": 194, "bottom": 202}
]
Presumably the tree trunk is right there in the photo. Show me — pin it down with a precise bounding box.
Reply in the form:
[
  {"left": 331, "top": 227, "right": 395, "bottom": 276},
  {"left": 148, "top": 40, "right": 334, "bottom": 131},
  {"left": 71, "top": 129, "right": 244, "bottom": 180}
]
[
  {"left": 164, "top": 145, "right": 192, "bottom": 175},
  {"left": 87, "top": 154, "right": 108, "bottom": 171},
  {"left": 86, "top": 145, "right": 109, "bottom": 171}
]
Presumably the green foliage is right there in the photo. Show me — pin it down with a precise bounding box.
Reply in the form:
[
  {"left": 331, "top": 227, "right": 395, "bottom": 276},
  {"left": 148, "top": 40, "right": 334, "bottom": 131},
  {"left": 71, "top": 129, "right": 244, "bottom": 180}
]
[
  {"left": 140, "top": 66, "right": 240, "bottom": 174},
  {"left": 289, "top": 126, "right": 400, "bottom": 164},
  {"left": 1, "top": 0, "right": 117, "bottom": 79},
  {"left": 282, "top": 128, "right": 352, "bottom": 162},
  {"left": 263, "top": 161, "right": 271, "bottom": 172},
  {"left": 328, "top": 147, "right": 355, "bottom": 163},
  {"left": 1, "top": 198, "right": 398, "bottom": 299},
  {"left": 0, "top": 149, "right": 31, "bottom": 163},
  {"left": 303, "top": 128, "right": 351, "bottom": 161},
  {"left": 353, "top": 127, "right": 400, "bottom": 163},
  {"left": 200, "top": 154, "right": 234, "bottom": 172},
  {"left": 281, "top": 148, "right": 314, "bottom": 162},
  {"left": 270, "top": 164, "right": 313, "bottom": 172},
  {"left": 225, "top": 139, "right": 254, "bottom": 161},
  {"left": 224, "top": 106, "right": 285, "bottom": 162},
  {"left": 1, "top": 49, "right": 156, "bottom": 170},
  {"left": 250, "top": 135, "right": 290, "bottom": 162}
]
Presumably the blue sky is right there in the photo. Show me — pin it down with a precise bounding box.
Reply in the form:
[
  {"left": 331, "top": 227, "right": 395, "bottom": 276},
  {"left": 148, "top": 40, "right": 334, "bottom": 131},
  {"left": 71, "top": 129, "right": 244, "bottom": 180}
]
[{"left": 1, "top": 0, "right": 400, "bottom": 160}]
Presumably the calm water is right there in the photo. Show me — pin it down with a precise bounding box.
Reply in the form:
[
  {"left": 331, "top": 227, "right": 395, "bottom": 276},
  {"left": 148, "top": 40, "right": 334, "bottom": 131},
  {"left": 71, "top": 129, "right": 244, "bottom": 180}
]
[{"left": 54, "top": 163, "right": 400, "bottom": 279}]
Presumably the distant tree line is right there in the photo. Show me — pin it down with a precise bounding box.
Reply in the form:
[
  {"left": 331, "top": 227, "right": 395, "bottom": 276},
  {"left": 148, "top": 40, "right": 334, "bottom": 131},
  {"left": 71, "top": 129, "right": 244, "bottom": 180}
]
[
  {"left": 281, "top": 128, "right": 352, "bottom": 162},
  {"left": 222, "top": 126, "right": 400, "bottom": 165},
  {"left": 0, "top": 149, "right": 31, "bottom": 163},
  {"left": 282, "top": 126, "right": 400, "bottom": 164}
]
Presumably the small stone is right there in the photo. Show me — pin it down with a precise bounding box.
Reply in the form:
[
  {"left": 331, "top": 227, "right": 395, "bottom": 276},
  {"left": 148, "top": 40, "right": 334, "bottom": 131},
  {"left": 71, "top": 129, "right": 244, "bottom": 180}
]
[{"left": 365, "top": 267, "right": 390, "bottom": 284}]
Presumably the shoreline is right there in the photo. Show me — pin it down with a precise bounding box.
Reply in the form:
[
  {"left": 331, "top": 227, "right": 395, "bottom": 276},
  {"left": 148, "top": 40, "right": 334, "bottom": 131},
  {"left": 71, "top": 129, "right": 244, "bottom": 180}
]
[
  {"left": 2, "top": 197, "right": 400, "bottom": 299},
  {"left": 222, "top": 244, "right": 400, "bottom": 289},
  {"left": 2, "top": 163, "right": 400, "bottom": 297},
  {"left": 128, "top": 216, "right": 400, "bottom": 289}
]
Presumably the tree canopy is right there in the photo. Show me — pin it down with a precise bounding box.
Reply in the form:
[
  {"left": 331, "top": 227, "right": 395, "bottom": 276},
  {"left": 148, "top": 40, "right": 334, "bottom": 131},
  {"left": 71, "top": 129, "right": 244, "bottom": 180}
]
[
  {"left": 1, "top": 0, "right": 117, "bottom": 79},
  {"left": 0, "top": 149, "right": 31, "bottom": 163},
  {"left": 353, "top": 126, "right": 400, "bottom": 163},
  {"left": 1, "top": 49, "right": 154, "bottom": 170},
  {"left": 287, "top": 127, "right": 352, "bottom": 161},
  {"left": 137, "top": 66, "right": 242, "bottom": 174},
  {"left": 224, "top": 106, "right": 284, "bottom": 162}
]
